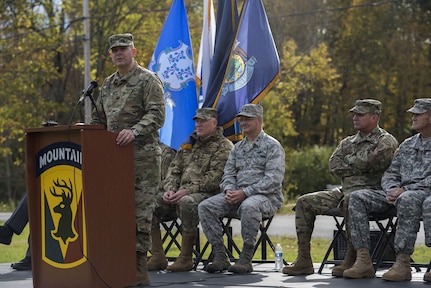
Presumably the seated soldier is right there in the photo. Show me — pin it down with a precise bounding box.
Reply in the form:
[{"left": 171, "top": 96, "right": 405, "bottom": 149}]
[{"left": 147, "top": 108, "right": 233, "bottom": 272}]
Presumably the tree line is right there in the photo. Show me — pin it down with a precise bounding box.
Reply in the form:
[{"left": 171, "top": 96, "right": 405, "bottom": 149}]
[{"left": 0, "top": 0, "right": 430, "bottom": 205}]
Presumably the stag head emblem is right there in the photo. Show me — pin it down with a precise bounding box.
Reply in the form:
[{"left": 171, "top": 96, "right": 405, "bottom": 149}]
[{"left": 50, "top": 178, "right": 77, "bottom": 244}]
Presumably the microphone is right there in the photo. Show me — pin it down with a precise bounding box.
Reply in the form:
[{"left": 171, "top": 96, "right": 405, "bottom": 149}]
[
  {"left": 79, "top": 80, "right": 98, "bottom": 103},
  {"left": 68, "top": 79, "right": 102, "bottom": 128}
]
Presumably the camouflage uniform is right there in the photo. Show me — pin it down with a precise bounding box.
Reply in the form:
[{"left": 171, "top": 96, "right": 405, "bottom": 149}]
[
  {"left": 198, "top": 130, "right": 285, "bottom": 247},
  {"left": 423, "top": 195, "right": 431, "bottom": 247},
  {"left": 160, "top": 142, "right": 176, "bottom": 182},
  {"left": 282, "top": 100, "right": 398, "bottom": 277},
  {"left": 152, "top": 126, "right": 234, "bottom": 234},
  {"left": 91, "top": 60, "right": 165, "bottom": 253},
  {"left": 295, "top": 125, "right": 398, "bottom": 239},
  {"left": 349, "top": 133, "right": 431, "bottom": 254}
]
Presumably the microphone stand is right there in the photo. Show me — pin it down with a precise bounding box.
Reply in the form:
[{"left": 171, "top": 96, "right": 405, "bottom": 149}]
[{"left": 67, "top": 90, "right": 102, "bottom": 129}]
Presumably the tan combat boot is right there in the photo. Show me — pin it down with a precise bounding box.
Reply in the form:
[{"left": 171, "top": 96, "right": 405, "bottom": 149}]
[
  {"left": 166, "top": 232, "right": 196, "bottom": 272},
  {"left": 135, "top": 251, "right": 150, "bottom": 287},
  {"left": 147, "top": 229, "right": 168, "bottom": 271},
  {"left": 332, "top": 240, "right": 356, "bottom": 277},
  {"left": 205, "top": 243, "right": 231, "bottom": 273},
  {"left": 228, "top": 244, "right": 254, "bottom": 274},
  {"left": 282, "top": 241, "right": 314, "bottom": 275},
  {"left": 382, "top": 253, "right": 411, "bottom": 282},
  {"left": 343, "top": 247, "right": 375, "bottom": 279}
]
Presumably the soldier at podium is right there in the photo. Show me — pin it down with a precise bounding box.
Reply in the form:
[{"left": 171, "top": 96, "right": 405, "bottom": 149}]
[{"left": 91, "top": 33, "right": 165, "bottom": 287}]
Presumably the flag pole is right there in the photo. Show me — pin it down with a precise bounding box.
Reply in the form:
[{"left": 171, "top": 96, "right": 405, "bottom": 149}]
[{"left": 83, "top": 0, "right": 91, "bottom": 124}]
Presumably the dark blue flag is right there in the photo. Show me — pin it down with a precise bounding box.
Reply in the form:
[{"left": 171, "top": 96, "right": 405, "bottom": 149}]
[
  {"left": 148, "top": 0, "right": 198, "bottom": 150},
  {"left": 203, "top": 0, "right": 239, "bottom": 108},
  {"left": 206, "top": 0, "right": 280, "bottom": 140}
]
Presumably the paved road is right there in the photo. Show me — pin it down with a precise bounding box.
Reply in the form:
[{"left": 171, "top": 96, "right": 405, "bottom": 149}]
[
  {"left": 220, "top": 213, "right": 425, "bottom": 245},
  {"left": 1, "top": 212, "right": 425, "bottom": 245}
]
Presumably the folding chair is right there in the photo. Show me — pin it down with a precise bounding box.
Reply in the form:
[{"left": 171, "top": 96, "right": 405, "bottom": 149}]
[
  {"left": 318, "top": 206, "right": 400, "bottom": 274},
  {"left": 196, "top": 210, "right": 288, "bottom": 270},
  {"left": 368, "top": 207, "right": 397, "bottom": 271},
  {"left": 372, "top": 209, "right": 430, "bottom": 272},
  {"left": 318, "top": 208, "right": 346, "bottom": 273},
  {"left": 158, "top": 211, "right": 203, "bottom": 268},
  {"left": 160, "top": 212, "right": 182, "bottom": 259}
]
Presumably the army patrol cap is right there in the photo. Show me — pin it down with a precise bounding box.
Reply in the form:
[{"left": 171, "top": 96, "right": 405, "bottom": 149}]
[
  {"left": 236, "top": 104, "right": 264, "bottom": 118},
  {"left": 407, "top": 98, "right": 431, "bottom": 114},
  {"left": 349, "top": 99, "right": 382, "bottom": 114},
  {"left": 193, "top": 108, "right": 218, "bottom": 120},
  {"left": 108, "top": 33, "right": 134, "bottom": 50}
]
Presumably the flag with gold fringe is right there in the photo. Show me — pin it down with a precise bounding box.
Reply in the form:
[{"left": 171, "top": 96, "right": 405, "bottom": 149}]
[{"left": 204, "top": 0, "right": 280, "bottom": 141}]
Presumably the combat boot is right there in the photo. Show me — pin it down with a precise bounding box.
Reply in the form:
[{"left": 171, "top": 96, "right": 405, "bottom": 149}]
[
  {"left": 343, "top": 247, "right": 375, "bottom": 279},
  {"left": 282, "top": 241, "right": 314, "bottom": 275},
  {"left": 382, "top": 253, "right": 411, "bottom": 282},
  {"left": 228, "top": 244, "right": 254, "bottom": 274},
  {"left": 332, "top": 240, "right": 356, "bottom": 277},
  {"left": 166, "top": 232, "right": 196, "bottom": 272},
  {"left": 205, "top": 243, "right": 231, "bottom": 273},
  {"left": 424, "top": 271, "right": 431, "bottom": 282},
  {"left": 134, "top": 251, "right": 150, "bottom": 287},
  {"left": 147, "top": 229, "right": 168, "bottom": 271}
]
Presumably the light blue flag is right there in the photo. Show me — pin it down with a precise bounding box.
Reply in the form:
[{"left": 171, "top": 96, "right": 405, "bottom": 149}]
[{"left": 149, "top": 0, "right": 198, "bottom": 150}]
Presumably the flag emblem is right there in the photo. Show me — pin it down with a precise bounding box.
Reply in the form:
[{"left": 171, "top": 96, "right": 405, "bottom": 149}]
[
  {"left": 222, "top": 44, "right": 256, "bottom": 96},
  {"left": 156, "top": 41, "right": 195, "bottom": 91}
]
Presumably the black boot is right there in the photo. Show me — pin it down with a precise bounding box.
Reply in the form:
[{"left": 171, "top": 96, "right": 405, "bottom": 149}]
[
  {"left": 11, "top": 256, "right": 31, "bottom": 270},
  {"left": 0, "top": 225, "right": 13, "bottom": 245}
]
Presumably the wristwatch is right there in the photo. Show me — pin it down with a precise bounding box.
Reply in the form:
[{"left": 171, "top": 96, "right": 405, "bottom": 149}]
[{"left": 131, "top": 128, "right": 140, "bottom": 137}]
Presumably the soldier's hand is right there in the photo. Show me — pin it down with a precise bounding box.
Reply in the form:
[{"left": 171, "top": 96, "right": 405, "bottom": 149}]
[
  {"left": 386, "top": 187, "right": 405, "bottom": 204},
  {"left": 163, "top": 191, "right": 175, "bottom": 203},
  {"left": 225, "top": 189, "right": 246, "bottom": 205},
  {"left": 116, "top": 129, "right": 135, "bottom": 146},
  {"left": 169, "top": 189, "right": 188, "bottom": 204}
]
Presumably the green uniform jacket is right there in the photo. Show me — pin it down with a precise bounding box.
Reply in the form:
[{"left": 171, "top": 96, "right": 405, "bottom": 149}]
[
  {"left": 91, "top": 61, "right": 165, "bottom": 144},
  {"left": 163, "top": 127, "right": 234, "bottom": 195},
  {"left": 329, "top": 126, "right": 398, "bottom": 194}
]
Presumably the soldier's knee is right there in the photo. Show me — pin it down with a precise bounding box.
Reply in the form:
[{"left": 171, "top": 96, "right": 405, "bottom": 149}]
[
  {"left": 198, "top": 199, "right": 210, "bottom": 214},
  {"left": 296, "top": 196, "right": 306, "bottom": 209}
]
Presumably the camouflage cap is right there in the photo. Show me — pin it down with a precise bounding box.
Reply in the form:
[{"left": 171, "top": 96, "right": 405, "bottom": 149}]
[
  {"left": 193, "top": 108, "right": 218, "bottom": 120},
  {"left": 349, "top": 99, "right": 382, "bottom": 114},
  {"left": 236, "top": 104, "right": 264, "bottom": 118},
  {"left": 407, "top": 98, "right": 431, "bottom": 114},
  {"left": 108, "top": 33, "right": 134, "bottom": 50}
]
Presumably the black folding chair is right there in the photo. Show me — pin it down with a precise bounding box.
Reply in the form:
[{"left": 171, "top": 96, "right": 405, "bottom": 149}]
[
  {"left": 158, "top": 212, "right": 202, "bottom": 269},
  {"left": 318, "top": 206, "right": 400, "bottom": 274},
  {"left": 196, "top": 211, "right": 288, "bottom": 270}
]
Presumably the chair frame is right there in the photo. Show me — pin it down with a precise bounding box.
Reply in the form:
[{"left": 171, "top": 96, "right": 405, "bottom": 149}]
[
  {"left": 318, "top": 206, "right": 431, "bottom": 274},
  {"left": 318, "top": 207, "right": 399, "bottom": 274},
  {"left": 195, "top": 213, "right": 288, "bottom": 270},
  {"left": 158, "top": 214, "right": 202, "bottom": 269}
]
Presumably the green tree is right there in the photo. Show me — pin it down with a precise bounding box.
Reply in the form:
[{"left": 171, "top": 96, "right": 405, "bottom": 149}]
[{"left": 1, "top": 0, "right": 431, "bottom": 204}]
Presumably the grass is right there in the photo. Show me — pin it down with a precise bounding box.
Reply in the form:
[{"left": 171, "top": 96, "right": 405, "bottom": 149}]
[
  {"left": 1, "top": 213, "right": 430, "bottom": 266},
  {"left": 168, "top": 234, "right": 430, "bottom": 265},
  {"left": 0, "top": 222, "right": 29, "bottom": 263}
]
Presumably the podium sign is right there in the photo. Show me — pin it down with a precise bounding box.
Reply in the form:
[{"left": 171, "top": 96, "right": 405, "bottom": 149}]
[{"left": 25, "top": 125, "right": 136, "bottom": 288}]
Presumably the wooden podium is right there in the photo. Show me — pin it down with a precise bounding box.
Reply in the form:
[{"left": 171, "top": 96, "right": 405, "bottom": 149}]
[{"left": 25, "top": 125, "right": 136, "bottom": 288}]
